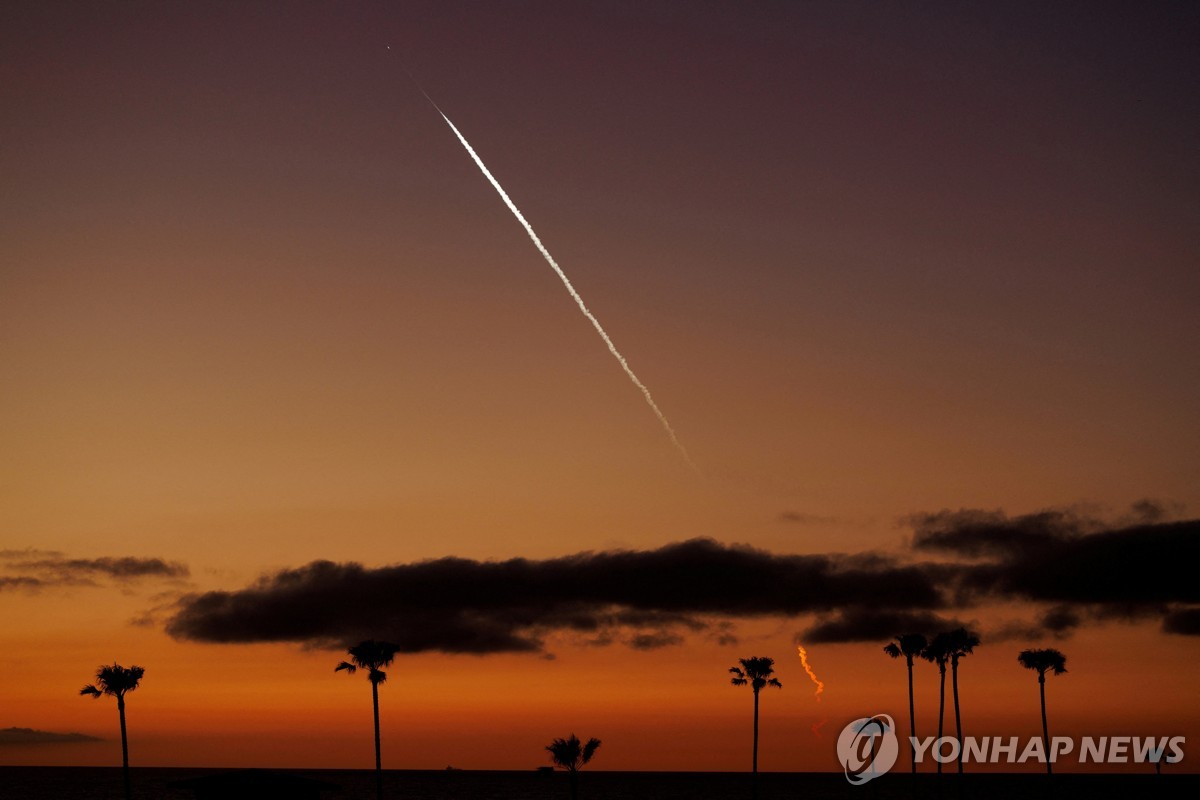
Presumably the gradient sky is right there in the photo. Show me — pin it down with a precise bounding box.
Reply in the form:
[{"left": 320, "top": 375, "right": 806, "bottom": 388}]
[{"left": 2, "top": 0, "right": 1197, "bottom": 773}]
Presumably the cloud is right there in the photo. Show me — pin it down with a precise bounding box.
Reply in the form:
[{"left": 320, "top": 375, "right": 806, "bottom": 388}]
[
  {"left": 778, "top": 512, "right": 839, "bottom": 526},
  {"left": 1163, "top": 607, "right": 1200, "bottom": 635},
  {"left": 0, "top": 728, "right": 100, "bottom": 746},
  {"left": 628, "top": 631, "right": 685, "bottom": 650},
  {"left": 906, "top": 508, "right": 1096, "bottom": 559},
  {"left": 9, "top": 556, "right": 189, "bottom": 582},
  {"left": 800, "top": 609, "right": 967, "bottom": 644},
  {"left": 926, "top": 519, "right": 1199, "bottom": 608},
  {"left": 1125, "top": 498, "right": 1186, "bottom": 525},
  {"left": 908, "top": 505, "right": 1199, "bottom": 637},
  {"left": 164, "top": 505, "right": 1200, "bottom": 653},
  {"left": 166, "top": 539, "right": 949, "bottom": 653},
  {"left": 0, "top": 576, "right": 43, "bottom": 592},
  {"left": 0, "top": 554, "right": 190, "bottom": 595},
  {"left": 1038, "top": 605, "right": 1082, "bottom": 635},
  {"left": 0, "top": 549, "right": 65, "bottom": 560}
]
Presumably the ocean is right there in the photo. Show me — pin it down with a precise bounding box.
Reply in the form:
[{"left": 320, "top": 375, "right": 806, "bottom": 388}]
[{"left": 0, "top": 767, "right": 1194, "bottom": 800}]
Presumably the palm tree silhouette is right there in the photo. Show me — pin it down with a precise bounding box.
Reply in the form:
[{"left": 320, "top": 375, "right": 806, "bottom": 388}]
[
  {"left": 884, "top": 633, "right": 928, "bottom": 774},
  {"left": 546, "top": 733, "right": 601, "bottom": 800},
  {"left": 1018, "top": 648, "right": 1067, "bottom": 775},
  {"left": 946, "top": 628, "right": 980, "bottom": 774},
  {"left": 729, "top": 656, "right": 782, "bottom": 798},
  {"left": 921, "top": 633, "right": 952, "bottom": 774},
  {"left": 80, "top": 663, "right": 144, "bottom": 800},
  {"left": 336, "top": 640, "right": 400, "bottom": 800}
]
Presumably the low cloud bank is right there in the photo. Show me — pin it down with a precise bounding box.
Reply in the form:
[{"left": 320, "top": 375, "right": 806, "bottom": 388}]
[
  {"left": 165, "top": 502, "right": 1197, "bottom": 653},
  {"left": 0, "top": 728, "right": 100, "bottom": 746}
]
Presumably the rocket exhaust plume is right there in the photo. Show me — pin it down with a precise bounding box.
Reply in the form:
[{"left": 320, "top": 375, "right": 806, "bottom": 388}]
[
  {"left": 403, "top": 67, "right": 697, "bottom": 471},
  {"left": 797, "top": 645, "right": 825, "bottom": 702}
]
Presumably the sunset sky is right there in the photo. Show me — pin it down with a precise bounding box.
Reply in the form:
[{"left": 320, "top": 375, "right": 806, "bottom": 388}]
[{"left": 2, "top": 1, "right": 1197, "bottom": 774}]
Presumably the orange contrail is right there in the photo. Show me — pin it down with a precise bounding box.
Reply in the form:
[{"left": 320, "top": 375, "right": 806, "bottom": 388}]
[{"left": 797, "top": 645, "right": 825, "bottom": 702}]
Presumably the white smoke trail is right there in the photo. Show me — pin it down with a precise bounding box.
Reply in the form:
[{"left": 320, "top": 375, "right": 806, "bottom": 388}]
[{"left": 430, "top": 106, "right": 698, "bottom": 471}]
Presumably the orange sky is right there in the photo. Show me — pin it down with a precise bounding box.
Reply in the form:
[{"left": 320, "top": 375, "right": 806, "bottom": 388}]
[{"left": 2, "top": 0, "right": 1197, "bottom": 774}]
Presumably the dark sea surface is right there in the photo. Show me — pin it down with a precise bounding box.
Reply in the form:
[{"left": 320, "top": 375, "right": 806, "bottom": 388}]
[{"left": 0, "top": 767, "right": 1196, "bottom": 800}]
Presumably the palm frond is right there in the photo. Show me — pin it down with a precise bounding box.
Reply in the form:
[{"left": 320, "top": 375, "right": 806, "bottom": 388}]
[
  {"left": 85, "top": 663, "right": 144, "bottom": 697},
  {"left": 345, "top": 640, "right": 401, "bottom": 671},
  {"left": 546, "top": 733, "right": 601, "bottom": 771},
  {"left": 335, "top": 661, "right": 357, "bottom": 674},
  {"left": 729, "top": 656, "right": 778, "bottom": 690},
  {"left": 1018, "top": 648, "right": 1068, "bottom": 676},
  {"left": 946, "top": 627, "right": 981, "bottom": 658},
  {"left": 80, "top": 684, "right": 101, "bottom": 698},
  {"left": 922, "top": 632, "right": 953, "bottom": 665}
]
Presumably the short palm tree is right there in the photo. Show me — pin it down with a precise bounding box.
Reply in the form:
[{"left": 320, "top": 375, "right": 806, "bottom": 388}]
[
  {"left": 80, "top": 663, "right": 144, "bottom": 800},
  {"left": 1018, "top": 648, "right": 1067, "bottom": 775},
  {"left": 546, "top": 733, "right": 601, "bottom": 800},
  {"left": 921, "top": 633, "right": 952, "bottom": 774},
  {"left": 884, "top": 633, "right": 928, "bottom": 773},
  {"left": 946, "top": 628, "right": 980, "bottom": 774},
  {"left": 729, "top": 656, "right": 782, "bottom": 798},
  {"left": 336, "top": 640, "right": 400, "bottom": 800}
]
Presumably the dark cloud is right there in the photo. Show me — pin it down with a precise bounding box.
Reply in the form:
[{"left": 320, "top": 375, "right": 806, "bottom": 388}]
[
  {"left": 1038, "top": 605, "right": 1082, "bottom": 635},
  {"left": 1126, "top": 498, "right": 1185, "bottom": 525},
  {"left": 166, "top": 539, "right": 948, "bottom": 653},
  {"left": 628, "top": 631, "right": 685, "bottom": 650},
  {"left": 951, "top": 522, "right": 1199, "bottom": 608},
  {"left": 800, "top": 609, "right": 966, "bottom": 644},
  {"left": 908, "top": 508, "right": 1095, "bottom": 559},
  {"left": 0, "top": 727, "right": 100, "bottom": 746},
  {"left": 164, "top": 507, "right": 1200, "bottom": 653},
  {"left": 0, "top": 549, "right": 65, "bottom": 560},
  {"left": 778, "top": 512, "right": 839, "bottom": 526},
  {"left": 10, "top": 556, "right": 189, "bottom": 582},
  {"left": 0, "top": 576, "right": 42, "bottom": 591},
  {"left": 1163, "top": 607, "right": 1200, "bottom": 636},
  {"left": 909, "top": 507, "right": 1199, "bottom": 638}
]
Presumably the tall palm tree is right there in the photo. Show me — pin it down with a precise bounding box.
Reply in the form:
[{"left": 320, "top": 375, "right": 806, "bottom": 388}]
[
  {"left": 336, "top": 639, "right": 400, "bottom": 800},
  {"left": 80, "top": 663, "right": 144, "bottom": 800},
  {"left": 546, "top": 733, "right": 601, "bottom": 800},
  {"left": 884, "top": 633, "right": 928, "bottom": 774},
  {"left": 946, "top": 628, "right": 980, "bottom": 774},
  {"left": 1018, "top": 648, "right": 1067, "bottom": 775},
  {"left": 729, "top": 656, "right": 782, "bottom": 799},
  {"left": 921, "top": 633, "right": 952, "bottom": 774}
]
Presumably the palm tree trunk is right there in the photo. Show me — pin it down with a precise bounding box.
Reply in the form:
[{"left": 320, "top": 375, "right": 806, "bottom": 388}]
[
  {"left": 372, "top": 681, "right": 383, "bottom": 800},
  {"left": 906, "top": 656, "right": 917, "bottom": 774},
  {"left": 117, "top": 694, "right": 131, "bottom": 800},
  {"left": 936, "top": 666, "right": 945, "bottom": 775},
  {"left": 952, "top": 658, "right": 963, "bottom": 775},
  {"left": 751, "top": 688, "right": 760, "bottom": 800},
  {"left": 1039, "top": 674, "right": 1051, "bottom": 776}
]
